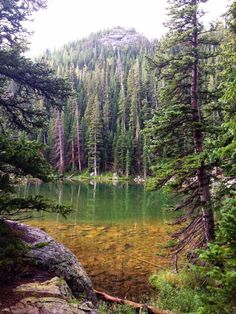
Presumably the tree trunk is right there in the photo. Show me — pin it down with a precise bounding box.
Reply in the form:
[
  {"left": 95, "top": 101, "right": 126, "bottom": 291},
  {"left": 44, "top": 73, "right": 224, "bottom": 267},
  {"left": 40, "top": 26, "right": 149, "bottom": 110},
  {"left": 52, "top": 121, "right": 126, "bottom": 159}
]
[
  {"left": 143, "top": 160, "right": 147, "bottom": 180},
  {"left": 94, "top": 289, "right": 174, "bottom": 314},
  {"left": 191, "top": 1, "right": 214, "bottom": 242},
  {"left": 116, "top": 48, "right": 123, "bottom": 83},
  {"left": 71, "top": 139, "right": 75, "bottom": 173},
  {"left": 55, "top": 110, "right": 65, "bottom": 175},
  {"left": 136, "top": 140, "right": 141, "bottom": 174},
  {"left": 75, "top": 102, "right": 82, "bottom": 172},
  {"left": 94, "top": 133, "right": 97, "bottom": 176}
]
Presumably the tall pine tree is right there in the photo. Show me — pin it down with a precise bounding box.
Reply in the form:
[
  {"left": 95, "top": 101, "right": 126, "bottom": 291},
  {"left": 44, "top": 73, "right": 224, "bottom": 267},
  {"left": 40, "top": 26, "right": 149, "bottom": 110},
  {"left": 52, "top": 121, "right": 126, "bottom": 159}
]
[{"left": 146, "top": 0, "right": 220, "bottom": 261}]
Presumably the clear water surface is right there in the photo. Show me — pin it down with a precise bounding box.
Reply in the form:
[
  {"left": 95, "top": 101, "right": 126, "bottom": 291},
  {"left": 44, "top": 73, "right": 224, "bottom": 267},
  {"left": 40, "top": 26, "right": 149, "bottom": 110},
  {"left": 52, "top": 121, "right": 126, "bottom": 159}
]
[{"left": 18, "top": 181, "right": 175, "bottom": 301}]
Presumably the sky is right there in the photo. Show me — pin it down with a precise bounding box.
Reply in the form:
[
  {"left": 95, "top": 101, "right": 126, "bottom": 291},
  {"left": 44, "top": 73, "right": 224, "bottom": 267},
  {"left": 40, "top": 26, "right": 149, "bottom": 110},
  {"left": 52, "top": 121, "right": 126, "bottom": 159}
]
[{"left": 27, "top": 0, "right": 230, "bottom": 56}]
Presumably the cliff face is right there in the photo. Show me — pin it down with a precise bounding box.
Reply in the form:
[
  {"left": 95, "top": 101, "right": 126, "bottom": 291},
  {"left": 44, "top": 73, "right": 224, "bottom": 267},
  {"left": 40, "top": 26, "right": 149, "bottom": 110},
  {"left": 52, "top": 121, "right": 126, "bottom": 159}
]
[{"left": 98, "top": 26, "right": 149, "bottom": 48}]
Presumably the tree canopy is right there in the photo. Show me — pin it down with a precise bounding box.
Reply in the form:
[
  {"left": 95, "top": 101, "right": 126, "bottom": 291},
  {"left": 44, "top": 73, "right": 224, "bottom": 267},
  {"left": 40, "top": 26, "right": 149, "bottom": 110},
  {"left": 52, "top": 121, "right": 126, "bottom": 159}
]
[{"left": 0, "top": 0, "right": 71, "bottom": 219}]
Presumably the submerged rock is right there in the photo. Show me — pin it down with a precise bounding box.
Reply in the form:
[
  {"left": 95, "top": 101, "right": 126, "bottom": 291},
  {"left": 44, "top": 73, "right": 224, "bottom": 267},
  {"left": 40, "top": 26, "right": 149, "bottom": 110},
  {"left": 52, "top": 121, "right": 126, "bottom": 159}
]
[{"left": 5, "top": 220, "right": 97, "bottom": 306}]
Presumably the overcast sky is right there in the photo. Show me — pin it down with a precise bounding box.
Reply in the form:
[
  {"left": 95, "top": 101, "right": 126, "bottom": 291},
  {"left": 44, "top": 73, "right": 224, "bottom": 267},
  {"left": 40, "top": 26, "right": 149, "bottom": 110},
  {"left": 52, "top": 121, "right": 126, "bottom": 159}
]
[{"left": 27, "top": 0, "right": 230, "bottom": 56}]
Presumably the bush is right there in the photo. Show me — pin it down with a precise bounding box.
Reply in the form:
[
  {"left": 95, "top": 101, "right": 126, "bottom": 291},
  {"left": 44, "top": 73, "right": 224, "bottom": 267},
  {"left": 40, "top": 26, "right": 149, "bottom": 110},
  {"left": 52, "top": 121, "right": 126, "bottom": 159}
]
[
  {"left": 195, "top": 196, "right": 236, "bottom": 314},
  {"left": 150, "top": 195, "right": 236, "bottom": 314},
  {"left": 98, "top": 302, "right": 139, "bottom": 314},
  {"left": 150, "top": 270, "right": 205, "bottom": 313},
  {"left": 150, "top": 268, "right": 207, "bottom": 290},
  {"left": 0, "top": 220, "right": 28, "bottom": 281}
]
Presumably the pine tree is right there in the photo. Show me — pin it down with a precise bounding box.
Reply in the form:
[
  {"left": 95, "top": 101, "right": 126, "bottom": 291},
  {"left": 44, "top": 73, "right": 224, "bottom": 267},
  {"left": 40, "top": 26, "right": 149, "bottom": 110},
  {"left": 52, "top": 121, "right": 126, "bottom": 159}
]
[
  {"left": 38, "top": 28, "right": 159, "bottom": 174},
  {"left": 195, "top": 6, "right": 236, "bottom": 311},
  {"left": 52, "top": 109, "right": 65, "bottom": 175},
  {"left": 215, "top": 1, "right": 236, "bottom": 181},
  {"left": 146, "top": 0, "right": 222, "bottom": 260},
  {"left": 114, "top": 83, "right": 127, "bottom": 174},
  {"left": 74, "top": 98, "right": 82, "bottom": 172},
  {"left": 102, "top": 70, "right": 112, "bottom": 171},
  {"left": 70, "top": 138, "right": 75, "bottom": 173},
  {"left": 128, "top": 60, "right": 142, "bottom": 174},
  {"left": 0, "top": 0, "right": 71, "bottom": 218},
  {"left": 87, "top": 95, "right": 103, "bottom": 176}
]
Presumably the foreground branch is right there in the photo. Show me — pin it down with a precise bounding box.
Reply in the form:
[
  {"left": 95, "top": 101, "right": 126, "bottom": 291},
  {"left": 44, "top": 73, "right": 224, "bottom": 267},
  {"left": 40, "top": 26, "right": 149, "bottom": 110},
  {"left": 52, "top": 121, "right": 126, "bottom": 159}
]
[{"left": 94, "top": 289, "right": 174, "bottom": 314}]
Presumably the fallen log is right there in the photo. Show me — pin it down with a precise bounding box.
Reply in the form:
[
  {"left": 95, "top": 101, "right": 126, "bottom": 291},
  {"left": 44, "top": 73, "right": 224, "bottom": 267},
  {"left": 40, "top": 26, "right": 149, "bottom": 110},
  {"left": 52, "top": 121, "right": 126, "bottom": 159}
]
[{"left": 94, "top": 289, "right": 174, "bottom": 314}]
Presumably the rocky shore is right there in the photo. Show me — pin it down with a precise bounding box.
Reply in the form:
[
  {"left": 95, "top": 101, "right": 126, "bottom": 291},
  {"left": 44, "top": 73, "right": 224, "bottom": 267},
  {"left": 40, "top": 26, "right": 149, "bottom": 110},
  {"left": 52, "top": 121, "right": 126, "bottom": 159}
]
[{"left": 0, "top": 220, "right": 98, "bottom": 314}]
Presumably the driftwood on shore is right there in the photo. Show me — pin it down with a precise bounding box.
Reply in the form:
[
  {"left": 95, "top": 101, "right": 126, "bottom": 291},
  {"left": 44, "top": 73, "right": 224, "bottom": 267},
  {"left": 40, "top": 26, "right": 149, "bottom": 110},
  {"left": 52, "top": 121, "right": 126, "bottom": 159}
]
[{"left": 94, "top": 289, "right": 174, "bottom": 314}]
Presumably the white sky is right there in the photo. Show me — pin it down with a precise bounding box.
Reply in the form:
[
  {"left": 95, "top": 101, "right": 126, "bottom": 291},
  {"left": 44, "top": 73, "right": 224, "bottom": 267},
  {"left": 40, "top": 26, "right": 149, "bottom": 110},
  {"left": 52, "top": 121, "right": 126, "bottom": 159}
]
[{"left": 27, "top": 0, "right": 230, "bottom": 56}]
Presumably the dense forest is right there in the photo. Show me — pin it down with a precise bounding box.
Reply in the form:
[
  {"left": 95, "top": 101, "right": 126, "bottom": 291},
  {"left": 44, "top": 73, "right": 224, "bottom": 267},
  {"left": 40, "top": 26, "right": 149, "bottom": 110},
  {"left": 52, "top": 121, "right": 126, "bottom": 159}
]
[
  {"left": 0, "top": 0, "right": 235, "bottom": 313},
  {"left": 36, "top": 27, "right": 157, "bottom": 176}
]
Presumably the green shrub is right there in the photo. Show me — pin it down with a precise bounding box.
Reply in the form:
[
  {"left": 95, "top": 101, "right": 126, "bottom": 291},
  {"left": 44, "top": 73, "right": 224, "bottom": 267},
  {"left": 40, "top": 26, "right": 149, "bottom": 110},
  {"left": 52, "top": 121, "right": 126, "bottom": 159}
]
[
  {"left": 195, "top": 196, "right": 236, "bottom": 314},
  {"left": 98, "top": 302, "right": 139, "bottom": 314},
  {"left": 149, "top": 270, "right": 205, "bottom": 313},
  {"left": 0, "top": 220, "right": 28, "bottom": 281},
  {"left": 150, "top": 268, "right": 208, "bottom": 290},
  {"left": 150, "top": 195, "right": 236, "bottom": 314}
]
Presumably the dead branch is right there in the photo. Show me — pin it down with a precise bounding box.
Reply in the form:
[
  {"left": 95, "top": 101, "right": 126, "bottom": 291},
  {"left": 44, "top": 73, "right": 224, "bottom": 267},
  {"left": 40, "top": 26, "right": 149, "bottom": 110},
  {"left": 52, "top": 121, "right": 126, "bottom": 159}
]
[
  {"left": 173, "top": 215, "right": 202, "bottom": 237},
  {"left": 94, "top": 289, "right": 175, "bottom": 314}
]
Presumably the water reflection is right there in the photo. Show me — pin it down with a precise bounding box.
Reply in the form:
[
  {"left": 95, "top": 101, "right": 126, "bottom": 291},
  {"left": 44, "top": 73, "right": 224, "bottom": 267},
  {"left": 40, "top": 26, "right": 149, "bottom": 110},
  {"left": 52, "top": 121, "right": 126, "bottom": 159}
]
[
  {"left": 18, "top": 181, "right": 175, "bottom": 300},
  {"left": 18, "top": 181, "right": 173, "bottom": 224}
]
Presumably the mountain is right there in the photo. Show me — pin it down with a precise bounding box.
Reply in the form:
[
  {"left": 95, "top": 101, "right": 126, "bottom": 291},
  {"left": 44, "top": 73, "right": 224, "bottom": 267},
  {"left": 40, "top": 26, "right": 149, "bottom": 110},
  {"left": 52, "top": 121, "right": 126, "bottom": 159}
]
[
  {"left": 39, "top": 27, "right": 157, "bottom": 176},
  {"left": 98, "top": 26, "right": 149, "bottom": 47}
]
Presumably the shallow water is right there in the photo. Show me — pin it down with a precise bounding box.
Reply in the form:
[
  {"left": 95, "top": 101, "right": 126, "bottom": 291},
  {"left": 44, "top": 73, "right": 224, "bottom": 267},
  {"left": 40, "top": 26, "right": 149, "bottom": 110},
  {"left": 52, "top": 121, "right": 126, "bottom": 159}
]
[{"left": 18, "top": 181, "right": 175, "bottom": 301}]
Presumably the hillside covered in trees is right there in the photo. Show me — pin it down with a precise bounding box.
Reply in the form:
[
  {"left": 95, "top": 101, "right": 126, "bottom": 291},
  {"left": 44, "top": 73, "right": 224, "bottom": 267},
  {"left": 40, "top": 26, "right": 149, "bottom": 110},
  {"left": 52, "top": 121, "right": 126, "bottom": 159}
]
[
  {"left": 39, "top": 27, "right": 158, "bottom": 176},
  {"left": 0, "top": 0, "right": 236, "bottom": 313}
]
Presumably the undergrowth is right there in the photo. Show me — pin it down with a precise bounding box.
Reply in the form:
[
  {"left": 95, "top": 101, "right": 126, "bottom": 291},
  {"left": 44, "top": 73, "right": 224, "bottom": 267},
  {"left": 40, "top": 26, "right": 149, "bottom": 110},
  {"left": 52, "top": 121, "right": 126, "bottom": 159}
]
[
  {"left": 98, "top": 302, "right": 143, "bottom": 314},
  {"left": 150, "top": 268, "right": 207, "bottom": 314},
  {"left": 0, "top": 220, "right": 27, "bottom": 281}
]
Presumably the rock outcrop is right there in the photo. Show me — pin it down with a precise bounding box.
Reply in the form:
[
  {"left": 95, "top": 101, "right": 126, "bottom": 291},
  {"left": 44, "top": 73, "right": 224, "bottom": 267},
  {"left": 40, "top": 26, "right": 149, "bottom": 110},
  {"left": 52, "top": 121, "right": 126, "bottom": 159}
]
[
  {"left": 1, "top": 277, "right": 97, "bottom": 314},
  {"left": 2, "top": 220, "right": 97, "bottom": 312},
  {"left": 98, "top": 26, "right": 149, "bottom": 48}
]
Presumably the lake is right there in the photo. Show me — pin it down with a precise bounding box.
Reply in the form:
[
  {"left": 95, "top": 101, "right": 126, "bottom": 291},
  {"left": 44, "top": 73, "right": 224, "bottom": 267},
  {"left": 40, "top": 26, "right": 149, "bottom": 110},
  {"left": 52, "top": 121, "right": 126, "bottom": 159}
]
[{"left": 18, "top": 180, "right": 175, "bottom": 302}]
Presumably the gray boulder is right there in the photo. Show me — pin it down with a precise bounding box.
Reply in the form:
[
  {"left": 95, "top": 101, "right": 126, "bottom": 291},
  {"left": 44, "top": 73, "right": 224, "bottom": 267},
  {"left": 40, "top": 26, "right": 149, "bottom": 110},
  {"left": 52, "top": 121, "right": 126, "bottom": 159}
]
[{"left": 5, "top": 220, "right": 97, "bottom": 306}]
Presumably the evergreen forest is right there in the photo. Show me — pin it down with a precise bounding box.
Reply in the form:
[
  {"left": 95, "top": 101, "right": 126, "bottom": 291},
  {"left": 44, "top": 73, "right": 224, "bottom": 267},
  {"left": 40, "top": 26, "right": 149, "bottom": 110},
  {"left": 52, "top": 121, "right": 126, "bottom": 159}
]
[
  {"left": 37, "top": 27, "right": 157, "bottom": 177},
  {"left": 0, "top": 0, "right": 235, "bottom": 313}
]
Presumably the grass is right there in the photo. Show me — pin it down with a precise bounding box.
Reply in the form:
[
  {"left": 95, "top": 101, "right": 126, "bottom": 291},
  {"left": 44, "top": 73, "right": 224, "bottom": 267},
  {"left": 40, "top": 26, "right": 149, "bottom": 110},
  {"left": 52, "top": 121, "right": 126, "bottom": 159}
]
[
  {"left": 98, "top": 301, "right": 147, "bottom": 314},
  {"left": 149, "top": 269, "right": 210, "bottom": 314}
]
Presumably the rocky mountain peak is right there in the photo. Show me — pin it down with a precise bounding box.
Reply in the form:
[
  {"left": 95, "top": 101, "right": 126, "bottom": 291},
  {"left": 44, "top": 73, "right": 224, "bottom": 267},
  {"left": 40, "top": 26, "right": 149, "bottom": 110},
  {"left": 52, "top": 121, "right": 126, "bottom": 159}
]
[{"left": 98, "top": 26, "right": 149, "bottom": 48}]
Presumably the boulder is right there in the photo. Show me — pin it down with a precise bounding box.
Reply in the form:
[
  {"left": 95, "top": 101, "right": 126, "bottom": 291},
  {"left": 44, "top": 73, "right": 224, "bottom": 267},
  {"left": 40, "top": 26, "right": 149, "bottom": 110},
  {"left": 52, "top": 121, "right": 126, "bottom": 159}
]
[
  {"left": 1, "top": 277, "right": 97, "bottom": 314},
  {"left": 5, "top": 220, "right": 97, "bottom": 306}
]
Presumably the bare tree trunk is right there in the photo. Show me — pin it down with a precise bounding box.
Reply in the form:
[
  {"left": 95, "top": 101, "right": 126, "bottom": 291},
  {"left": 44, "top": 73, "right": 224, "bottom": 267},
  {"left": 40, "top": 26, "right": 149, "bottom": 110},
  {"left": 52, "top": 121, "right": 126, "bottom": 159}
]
[
  {"left": 54, "top": 110, "right": 65, "bottom": 175},
  {"left": 75, "top": 103, "right": 82, "bottom": 172},
  {"left": 191, "top": 2, "right": 214, "bottom": 242},
  {"left": 143, "top": 160, "right": 147, "bottom": 180},
  {"left": 94, "top": 133, "right": 97, "bottom": 176},
  {"left": 70, "top": 139, "right": 75, "bottom": 173},
  {"left": 152, "top": 79, "right": 158, "bottom": 110},
  {"left": 43, "top": 132, "right": 47, "bottom": 145},
  {"left": 116, "top": 48, "right": 123, "bottom": 83}
]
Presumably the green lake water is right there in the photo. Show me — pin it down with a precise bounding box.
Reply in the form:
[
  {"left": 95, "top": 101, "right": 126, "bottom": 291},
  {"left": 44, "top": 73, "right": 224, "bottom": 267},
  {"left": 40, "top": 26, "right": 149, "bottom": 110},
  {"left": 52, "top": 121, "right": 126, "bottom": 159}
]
[{"left": 18, "top": 181, "right": 175, "bottom": 301}]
